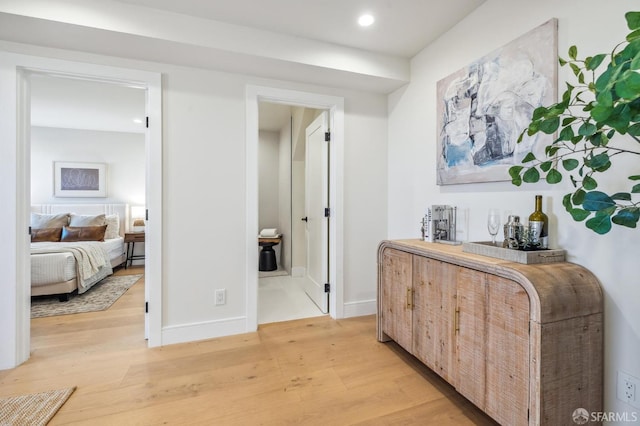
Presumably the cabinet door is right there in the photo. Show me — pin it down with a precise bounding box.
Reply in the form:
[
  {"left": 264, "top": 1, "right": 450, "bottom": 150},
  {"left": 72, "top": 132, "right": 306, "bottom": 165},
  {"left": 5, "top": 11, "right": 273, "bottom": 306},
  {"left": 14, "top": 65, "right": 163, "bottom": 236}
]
[
  {"left": 455, "top": 266, "right": 487, "bottom": 410},
  {"left": 380, "top": 248, "right": 412, "bottom": 351},
  {"left": 484, "top": 275, "right": 530, "bottom": 426},
  {"left": 413, "top": 257, "right": 456, "bottom": 382}
]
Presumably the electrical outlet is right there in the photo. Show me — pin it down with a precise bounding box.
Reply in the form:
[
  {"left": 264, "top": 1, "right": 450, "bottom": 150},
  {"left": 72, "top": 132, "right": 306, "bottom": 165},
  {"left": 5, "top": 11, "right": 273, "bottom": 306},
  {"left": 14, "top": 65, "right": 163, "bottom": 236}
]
[
  {"left": 625, "top": 381, "right": 635, "bottom": 401},
  {"left": 617, "top": 370, "right": 640, "bottom": 409},
  {"left": 215, "top": 289, "right": 226, "bottom": 306}
]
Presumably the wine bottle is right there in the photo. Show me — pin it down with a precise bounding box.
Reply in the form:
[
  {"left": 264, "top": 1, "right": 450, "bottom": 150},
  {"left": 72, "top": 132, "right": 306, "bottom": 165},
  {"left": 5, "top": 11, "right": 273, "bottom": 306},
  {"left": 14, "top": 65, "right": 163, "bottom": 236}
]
[{"left": 528, "top": 195, "right": 548, "bottom": 249}]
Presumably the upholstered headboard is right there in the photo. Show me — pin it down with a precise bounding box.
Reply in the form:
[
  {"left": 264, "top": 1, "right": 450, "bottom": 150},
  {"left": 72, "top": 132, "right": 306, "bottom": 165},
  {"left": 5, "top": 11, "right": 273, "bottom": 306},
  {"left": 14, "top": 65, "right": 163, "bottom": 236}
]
[{"left": 31, "top": 204, "right": 129, "bottom": 238}]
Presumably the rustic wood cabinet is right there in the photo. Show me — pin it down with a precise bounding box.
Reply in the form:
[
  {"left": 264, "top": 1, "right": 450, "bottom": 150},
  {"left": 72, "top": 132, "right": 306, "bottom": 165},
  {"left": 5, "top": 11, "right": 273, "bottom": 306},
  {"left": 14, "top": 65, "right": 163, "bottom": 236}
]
[
  {"left": 380, "top": 247, "right": 413, "bottom": 351},
  {"left": 377, "top": 240, "right": 603, "bottom": 426},
  {"left": 412, "top": 256, "right": 456, "bottom": 382}
]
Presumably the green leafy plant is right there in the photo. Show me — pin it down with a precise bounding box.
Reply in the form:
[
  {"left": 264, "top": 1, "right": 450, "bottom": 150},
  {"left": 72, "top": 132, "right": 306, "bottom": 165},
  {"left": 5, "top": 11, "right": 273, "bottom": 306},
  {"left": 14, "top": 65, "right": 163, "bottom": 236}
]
[{"left": 509, "top": 11, "right": 640, "bottom": 234}]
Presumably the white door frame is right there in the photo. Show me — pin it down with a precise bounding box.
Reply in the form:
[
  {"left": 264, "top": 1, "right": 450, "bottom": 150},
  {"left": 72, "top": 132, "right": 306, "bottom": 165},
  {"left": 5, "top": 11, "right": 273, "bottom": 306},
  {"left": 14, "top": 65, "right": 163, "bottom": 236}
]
[
  {"left": 245, "top": 85, "right": 344, "bottom": 330},
  {"left": 0, "top": 52, "right": 163, "bottom": 369}
]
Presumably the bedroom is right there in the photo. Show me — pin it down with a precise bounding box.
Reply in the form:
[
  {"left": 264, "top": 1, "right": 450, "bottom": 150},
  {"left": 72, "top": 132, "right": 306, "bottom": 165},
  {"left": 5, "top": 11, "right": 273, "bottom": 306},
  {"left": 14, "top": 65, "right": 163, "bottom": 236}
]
[{"left": 29, "top": 74, "right": 147, "bottom": 308}]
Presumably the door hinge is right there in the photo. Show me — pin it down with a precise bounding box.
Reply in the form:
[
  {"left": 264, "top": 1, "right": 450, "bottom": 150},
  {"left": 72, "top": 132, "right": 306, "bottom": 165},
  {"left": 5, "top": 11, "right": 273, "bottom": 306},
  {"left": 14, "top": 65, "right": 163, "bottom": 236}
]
[
  {"left": 324, "top": 283, "right": 330, "bottom": 293},
  {"left": 324, "top": 207, "right": 331, "bottom": 217},
  {"left": 325, "top": 131, "right": 330, "bottom": 142},
  {"left": 28, "top": 226, "right": 32, "bottom": 235},
  {"left": 146, "top": 209, "right": 149, "bottom": 221},
  {"left": 146, "top": 116, "right": 149, "bottom": 128},
  {"left": 145, "top": 301, "right": 148, "bottom": 313}
]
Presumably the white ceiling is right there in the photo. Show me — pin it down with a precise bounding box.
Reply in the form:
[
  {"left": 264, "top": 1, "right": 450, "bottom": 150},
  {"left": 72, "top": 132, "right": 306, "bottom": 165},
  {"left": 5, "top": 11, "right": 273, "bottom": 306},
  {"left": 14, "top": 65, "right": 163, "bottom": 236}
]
[
  {"left": 114, "top": 0, "right": 486, "bottom": 58},
  {"left": 13, "top": 0, "right": 488, "bottom": 132},
  {"left": 0, "top": 0, "right": 486, "bottom": 93},
  {"left": 30, "top": 74, "right": 146, "bottom": 134}
]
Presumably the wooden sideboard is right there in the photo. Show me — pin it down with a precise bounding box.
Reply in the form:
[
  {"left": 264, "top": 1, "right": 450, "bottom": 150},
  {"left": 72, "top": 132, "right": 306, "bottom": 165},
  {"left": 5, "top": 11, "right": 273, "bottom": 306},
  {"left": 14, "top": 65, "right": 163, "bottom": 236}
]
[{"left": 377, "top": 240, "right": 603, "bottom": 426}]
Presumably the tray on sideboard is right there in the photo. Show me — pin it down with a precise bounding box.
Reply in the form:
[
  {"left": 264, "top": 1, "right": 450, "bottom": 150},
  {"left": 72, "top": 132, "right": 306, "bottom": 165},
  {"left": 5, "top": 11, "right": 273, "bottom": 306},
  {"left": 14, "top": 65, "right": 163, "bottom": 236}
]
[{"left": 462, "top": 241, "right": 566, "bottom": 264}]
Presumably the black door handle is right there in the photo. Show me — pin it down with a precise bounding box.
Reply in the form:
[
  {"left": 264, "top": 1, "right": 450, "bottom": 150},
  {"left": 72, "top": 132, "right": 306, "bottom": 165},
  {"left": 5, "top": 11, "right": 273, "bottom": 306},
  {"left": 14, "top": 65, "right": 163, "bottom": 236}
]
[{"left": 301, "top": 217, "right": 308, "bottom": 222}]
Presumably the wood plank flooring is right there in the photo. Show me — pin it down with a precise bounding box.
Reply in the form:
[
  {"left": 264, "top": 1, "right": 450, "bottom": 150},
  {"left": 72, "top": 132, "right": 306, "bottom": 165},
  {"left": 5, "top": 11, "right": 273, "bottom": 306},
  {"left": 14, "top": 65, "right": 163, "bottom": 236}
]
[{"left": 0, "top": 267, "right": 497, "bottom": 425}]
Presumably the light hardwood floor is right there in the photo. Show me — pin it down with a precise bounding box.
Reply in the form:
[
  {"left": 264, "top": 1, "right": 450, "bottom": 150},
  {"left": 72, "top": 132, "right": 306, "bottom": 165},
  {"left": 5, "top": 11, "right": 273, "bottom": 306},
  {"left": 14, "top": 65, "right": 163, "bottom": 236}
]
[{"left": 0, "top": 267, "right": 497, "bottom": 425}]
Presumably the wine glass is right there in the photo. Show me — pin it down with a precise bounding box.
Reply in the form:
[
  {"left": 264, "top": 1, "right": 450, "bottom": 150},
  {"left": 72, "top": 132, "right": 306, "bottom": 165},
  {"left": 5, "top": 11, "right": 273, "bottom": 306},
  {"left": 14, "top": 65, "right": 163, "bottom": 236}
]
[{"left": 487, "top": 209, "right": 501, "bottom": 245}]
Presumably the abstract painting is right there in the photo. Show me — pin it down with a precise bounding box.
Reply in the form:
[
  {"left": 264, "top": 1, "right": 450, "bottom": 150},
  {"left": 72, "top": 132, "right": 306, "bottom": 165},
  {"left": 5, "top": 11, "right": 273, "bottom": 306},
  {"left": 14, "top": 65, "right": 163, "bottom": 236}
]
[
  {"left": 54, "top": 162, "right": 107, "bottom": 197},
  {"left": 436, "top": 19, "right": 557, "bottom": 185}
]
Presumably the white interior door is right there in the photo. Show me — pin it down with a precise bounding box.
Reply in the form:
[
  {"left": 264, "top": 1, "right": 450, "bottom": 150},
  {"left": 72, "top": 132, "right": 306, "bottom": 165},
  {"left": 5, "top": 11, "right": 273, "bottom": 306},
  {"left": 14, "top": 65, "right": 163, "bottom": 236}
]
[{"left": 304, "top": 111, "right": 329, "bottom": 313}]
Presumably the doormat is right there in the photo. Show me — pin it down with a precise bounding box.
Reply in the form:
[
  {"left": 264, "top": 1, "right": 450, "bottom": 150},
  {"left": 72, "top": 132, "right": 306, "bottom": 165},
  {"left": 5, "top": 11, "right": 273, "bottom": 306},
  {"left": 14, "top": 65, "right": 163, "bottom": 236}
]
[{"left": 0, "top": 387, "right": 76, "bottom": 426}]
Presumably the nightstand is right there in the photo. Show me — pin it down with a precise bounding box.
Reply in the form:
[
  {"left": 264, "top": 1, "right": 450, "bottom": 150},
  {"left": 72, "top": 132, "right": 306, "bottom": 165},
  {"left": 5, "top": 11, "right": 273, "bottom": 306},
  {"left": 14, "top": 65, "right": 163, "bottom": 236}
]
[{"left": 124, "top": 232, "right": 145, "bottom": 268}]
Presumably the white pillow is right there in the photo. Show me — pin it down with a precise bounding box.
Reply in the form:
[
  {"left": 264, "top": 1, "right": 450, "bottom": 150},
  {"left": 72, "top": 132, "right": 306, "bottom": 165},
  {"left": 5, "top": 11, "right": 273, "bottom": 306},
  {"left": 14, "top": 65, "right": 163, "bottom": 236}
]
[
  {"left": 31, "top": 213, "right": 70, "bottom": 228},
  {"left": 69, "top": 213, "right": 106, "bottom": 227},
  {"left": 104, "top": 214, "right": 120, "bottom": 239}
]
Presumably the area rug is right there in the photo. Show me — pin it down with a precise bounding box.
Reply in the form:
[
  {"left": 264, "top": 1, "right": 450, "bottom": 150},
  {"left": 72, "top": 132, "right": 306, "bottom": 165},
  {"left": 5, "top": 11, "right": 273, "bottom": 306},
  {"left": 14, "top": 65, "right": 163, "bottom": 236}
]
[
  {"left": 31, "top": 274, "right": 143, "bottom": 318},
  {"left": 0, "top": 387, "right": 76, "bottom": 426}
]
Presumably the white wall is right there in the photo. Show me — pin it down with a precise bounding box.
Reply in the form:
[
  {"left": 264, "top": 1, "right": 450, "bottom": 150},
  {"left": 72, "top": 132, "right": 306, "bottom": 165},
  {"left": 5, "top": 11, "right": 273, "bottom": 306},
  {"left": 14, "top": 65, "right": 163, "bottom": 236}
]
[
  {"left": 258, "top": 129, "right": 284, "bottom": 269},
  {"left": 258, "top": 130, "right": 280, "bottom": 231},
  {"left": 388, "top": 0, "right": 639, "bottom": 420},
  {"left": 163, "top": 68, "right": 384, "bottom": 323},
  {"left": 0, "top": 36, "right": 387, "bottom": 364},
  {"left": 277, "top": 121, "right": 292, "bottom": 273},
  {"left": 31, "top": 127, "right": 145, "bottom": 206}
]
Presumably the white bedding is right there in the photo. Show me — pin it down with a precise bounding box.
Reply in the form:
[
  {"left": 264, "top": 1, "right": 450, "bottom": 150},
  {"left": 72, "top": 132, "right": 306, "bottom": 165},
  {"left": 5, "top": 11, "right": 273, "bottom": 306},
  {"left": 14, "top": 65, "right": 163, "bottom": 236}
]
[
  {"left": 31, "top": 252, "right": 75, "bottom": 286},
  {"left": 103, "top": 237, "right": 125, "bottom": 261},
  {"left": 31, "top": 238, "right": 124, "bottom": 293},
  {"left": 30, "top": 204, "right": 129, "bottom": 296}
]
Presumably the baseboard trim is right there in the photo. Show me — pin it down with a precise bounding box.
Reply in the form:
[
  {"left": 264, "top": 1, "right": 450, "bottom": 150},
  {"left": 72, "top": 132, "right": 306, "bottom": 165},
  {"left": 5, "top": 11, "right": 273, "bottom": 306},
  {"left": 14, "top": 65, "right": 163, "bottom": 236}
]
[
  {"left": 161, "top": 316, "right": 247, "bottom": 346},
  {"left": 342, "top": 299, "right": 376, "bottom": 318},
  {"left": 160, "top": 299, "right": 377, "bottom": 345}
]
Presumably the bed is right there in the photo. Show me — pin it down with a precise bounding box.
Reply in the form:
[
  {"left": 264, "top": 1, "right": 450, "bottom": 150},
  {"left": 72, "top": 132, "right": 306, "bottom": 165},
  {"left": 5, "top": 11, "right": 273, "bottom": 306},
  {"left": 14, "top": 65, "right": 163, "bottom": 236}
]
[{"left": 30, "top": 204, "right": 129, "bottom": 301}]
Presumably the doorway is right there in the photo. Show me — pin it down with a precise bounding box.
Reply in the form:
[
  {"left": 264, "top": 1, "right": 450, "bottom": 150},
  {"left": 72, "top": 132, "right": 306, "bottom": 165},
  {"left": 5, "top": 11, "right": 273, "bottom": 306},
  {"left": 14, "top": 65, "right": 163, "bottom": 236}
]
[
  {"left": 0, "top": 52, "right": 162, "bottom": 368},
  {"left": 257, "top": 103, "right": 328, "bottom": 323},
  {"left": 246, "top": 85, "right": 345, "bottom": 332},
  {"left": 29, "top": 73, "right": 147, "bottom": 333}
]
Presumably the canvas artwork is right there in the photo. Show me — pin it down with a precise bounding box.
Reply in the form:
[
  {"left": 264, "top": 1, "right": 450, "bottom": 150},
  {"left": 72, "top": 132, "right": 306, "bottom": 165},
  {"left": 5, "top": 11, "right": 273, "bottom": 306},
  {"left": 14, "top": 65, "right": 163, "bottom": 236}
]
[
  {"left": 54, "top": 162, "right": 107, "bottom": 197},
  {"left": 436, "top": 19, "right": 557, "bottom": 185}
]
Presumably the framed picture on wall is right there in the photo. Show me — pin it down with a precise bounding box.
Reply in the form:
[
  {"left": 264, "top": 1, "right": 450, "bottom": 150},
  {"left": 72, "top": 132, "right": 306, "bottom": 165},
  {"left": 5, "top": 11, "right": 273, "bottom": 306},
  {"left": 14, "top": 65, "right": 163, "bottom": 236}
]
[
  {"left": 436, "top": 18, "right": 558, "bottom": 185},
  {"left": 54, "top": 161, "right": 107, "bottom": 197}
]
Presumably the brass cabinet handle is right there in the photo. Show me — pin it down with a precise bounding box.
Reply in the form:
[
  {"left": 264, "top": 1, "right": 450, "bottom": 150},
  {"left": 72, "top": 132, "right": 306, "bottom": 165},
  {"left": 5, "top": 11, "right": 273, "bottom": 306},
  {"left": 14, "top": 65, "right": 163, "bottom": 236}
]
[
  {"left": 406, "top": 287, "right": 413, "bottom": 310},
  {"left": 454, "top": 307, "right": 460, "bottom": 333}
]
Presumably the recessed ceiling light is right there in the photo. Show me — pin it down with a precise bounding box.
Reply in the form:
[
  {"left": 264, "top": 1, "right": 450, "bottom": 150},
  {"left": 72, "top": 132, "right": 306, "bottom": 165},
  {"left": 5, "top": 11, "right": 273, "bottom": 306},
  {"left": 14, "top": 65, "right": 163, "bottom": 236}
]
[{"left": 358, "top": 14, "right": 375, "bottom": 27}]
